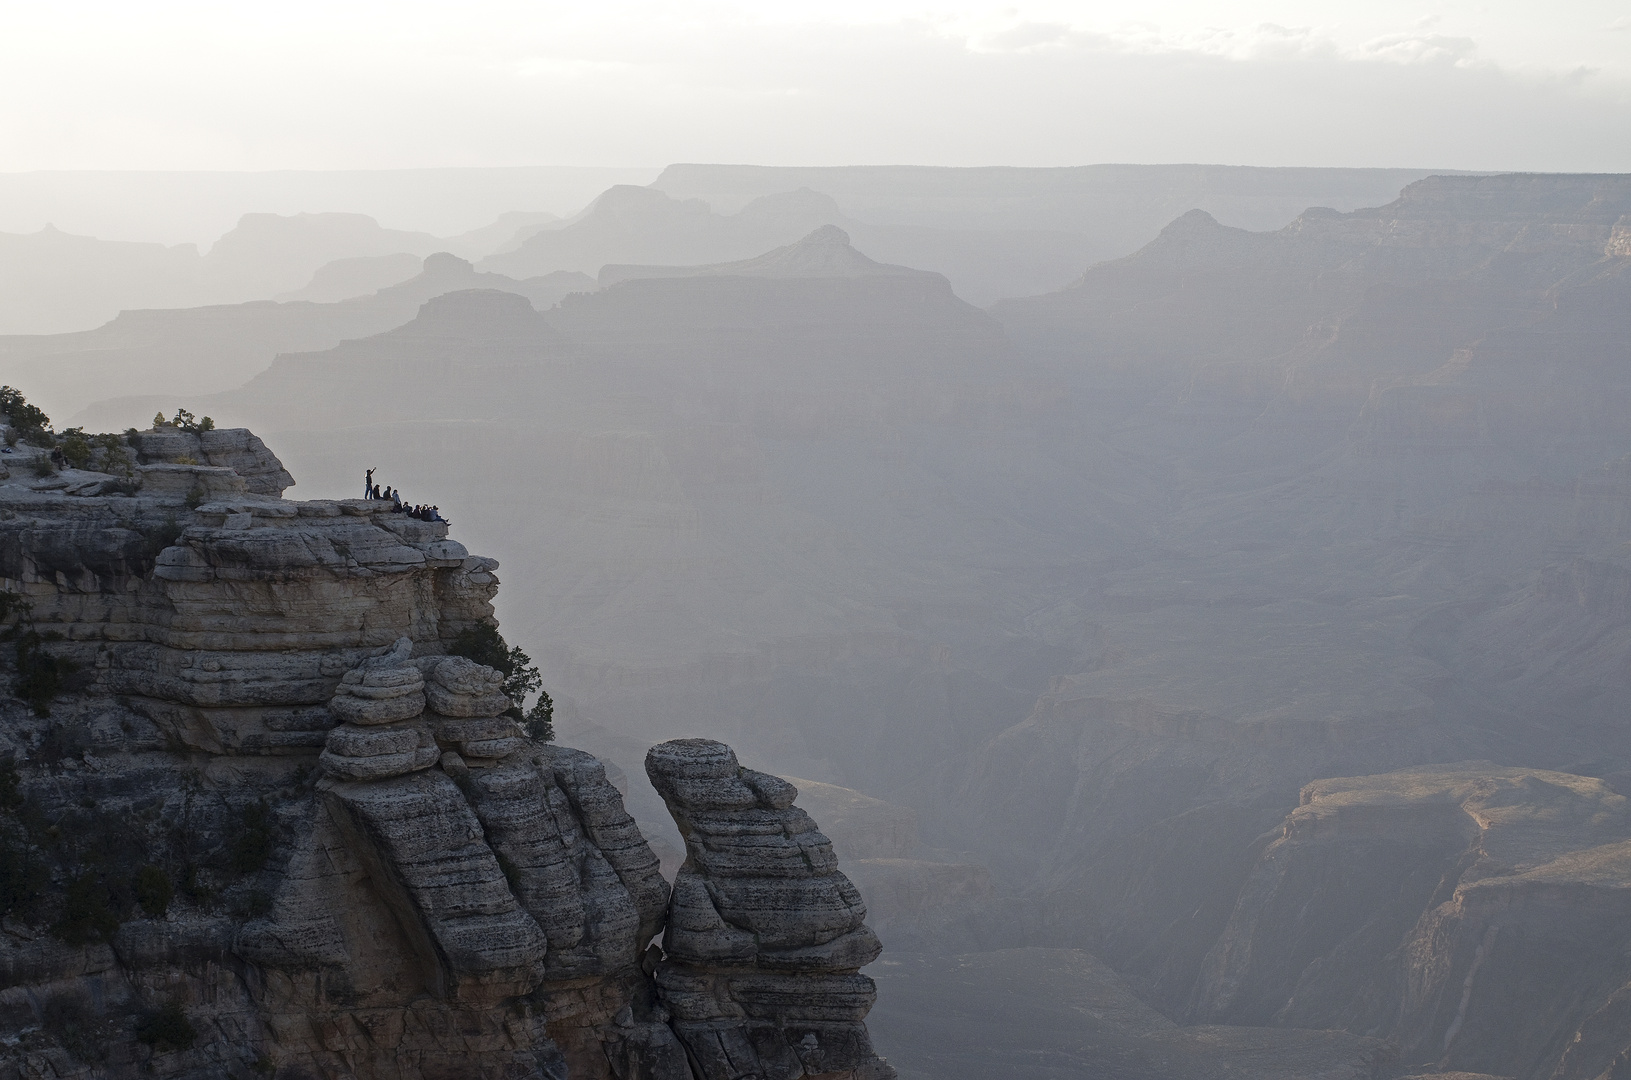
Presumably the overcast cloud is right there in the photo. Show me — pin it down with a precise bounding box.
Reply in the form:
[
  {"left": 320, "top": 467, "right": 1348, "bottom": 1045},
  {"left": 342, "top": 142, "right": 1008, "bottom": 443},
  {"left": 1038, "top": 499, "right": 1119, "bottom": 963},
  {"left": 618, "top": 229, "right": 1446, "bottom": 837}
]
[{"left": 1, "top": 1, "right": 1629, "bottom": 172}]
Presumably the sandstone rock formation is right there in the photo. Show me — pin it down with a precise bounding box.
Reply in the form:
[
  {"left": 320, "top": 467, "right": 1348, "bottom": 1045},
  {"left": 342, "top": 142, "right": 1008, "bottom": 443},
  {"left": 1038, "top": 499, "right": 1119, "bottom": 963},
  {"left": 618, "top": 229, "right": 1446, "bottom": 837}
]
[
  {"left": 0, "top": 425, "right": 892, "bottom": 1079},
  {"left": 645, "top": 740, "right": 894, "bottom": 1080},
  {"left": 22, "top": 172, "right": 1631, "bottom": 1078}
]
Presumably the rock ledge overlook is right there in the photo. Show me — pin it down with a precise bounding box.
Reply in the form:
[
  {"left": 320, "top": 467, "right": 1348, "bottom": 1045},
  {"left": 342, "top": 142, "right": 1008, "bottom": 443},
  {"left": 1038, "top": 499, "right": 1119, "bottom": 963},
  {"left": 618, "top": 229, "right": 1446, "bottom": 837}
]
[{"left": 0, "top": 425, "right": 893, "bottom": 1080}]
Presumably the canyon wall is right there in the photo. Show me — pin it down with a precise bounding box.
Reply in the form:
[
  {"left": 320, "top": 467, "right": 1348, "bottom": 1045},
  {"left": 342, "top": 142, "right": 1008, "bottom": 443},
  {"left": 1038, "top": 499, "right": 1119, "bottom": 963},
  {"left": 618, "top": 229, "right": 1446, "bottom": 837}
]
[{"left": 0, "top": 428, "right": 893, "bottom": 1080}]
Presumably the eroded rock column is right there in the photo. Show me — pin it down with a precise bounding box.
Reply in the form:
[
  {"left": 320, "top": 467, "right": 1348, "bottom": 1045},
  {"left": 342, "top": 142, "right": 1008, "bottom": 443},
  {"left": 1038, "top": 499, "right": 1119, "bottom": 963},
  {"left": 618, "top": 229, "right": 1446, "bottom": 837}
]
[{"left": 646, "top": 738, "right": 896, "bottom": 1080}]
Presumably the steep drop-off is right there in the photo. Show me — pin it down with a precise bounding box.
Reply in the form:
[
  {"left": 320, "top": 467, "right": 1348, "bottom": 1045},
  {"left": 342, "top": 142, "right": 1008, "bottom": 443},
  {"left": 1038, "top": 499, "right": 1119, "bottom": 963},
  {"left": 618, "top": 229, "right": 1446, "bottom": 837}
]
[{"left": 0, "top": 425, "right": 893, "bottom": 1080}]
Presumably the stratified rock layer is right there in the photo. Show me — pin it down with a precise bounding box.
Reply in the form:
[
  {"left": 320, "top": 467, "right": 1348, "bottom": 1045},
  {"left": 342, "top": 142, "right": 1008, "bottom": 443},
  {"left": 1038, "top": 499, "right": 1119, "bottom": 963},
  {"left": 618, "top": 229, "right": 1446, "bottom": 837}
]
[
  {"left": 1190, "top": 763, "right": 1631, "bottom": 1078},
  {"left": 646, "top": 739, "right": 895, "bottom": 1080},
  {"left": 0, "top": 425, "right": 879, "bottom": 1080}
]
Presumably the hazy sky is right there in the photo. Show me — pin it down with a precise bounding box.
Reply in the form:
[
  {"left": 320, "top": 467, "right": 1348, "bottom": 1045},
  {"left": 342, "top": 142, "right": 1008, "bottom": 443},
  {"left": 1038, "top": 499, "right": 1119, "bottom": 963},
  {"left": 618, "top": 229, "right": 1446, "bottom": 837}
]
[{"left": 3, "top": 1, "right": 1629, "bottom": 172}]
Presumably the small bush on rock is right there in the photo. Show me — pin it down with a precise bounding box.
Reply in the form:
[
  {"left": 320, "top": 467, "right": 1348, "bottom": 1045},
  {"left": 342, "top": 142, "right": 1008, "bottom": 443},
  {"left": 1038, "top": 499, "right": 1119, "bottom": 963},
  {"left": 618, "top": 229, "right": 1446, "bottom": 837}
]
[
  {"left": 94, "top": 433, "right": 133, "bottom": 476},
  {"left": 0, "top": 386, "right": 51, "bottom": 446},
  {"left": 526, "top": 692, "right": 555, "bottom": 743},
  {"left": 153, "top": 408, "right": 214, "bottom": 435},
  {"left": 137, "top": 514, "right": 184, "bottom": 561},
  {"left": 58, "top": 429, "right": 91, "bottom": 470},
  {"left": 448, "top": 623, "right": 555, "bottom": 729}
]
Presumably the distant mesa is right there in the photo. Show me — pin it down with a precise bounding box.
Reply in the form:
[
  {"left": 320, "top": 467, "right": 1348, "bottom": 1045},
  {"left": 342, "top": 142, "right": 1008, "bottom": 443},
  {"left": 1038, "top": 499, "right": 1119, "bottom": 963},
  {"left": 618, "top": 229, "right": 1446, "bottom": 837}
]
[{"left": 479, "top": 185, "right": 851, "bottom": 281}]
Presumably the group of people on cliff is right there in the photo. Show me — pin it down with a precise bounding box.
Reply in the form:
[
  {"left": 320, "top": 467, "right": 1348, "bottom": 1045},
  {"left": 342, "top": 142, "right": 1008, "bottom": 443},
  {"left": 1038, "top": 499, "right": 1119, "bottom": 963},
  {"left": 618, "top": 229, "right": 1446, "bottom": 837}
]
[{"left": 364, "top": 468, "right": 446, "bottom": 523}]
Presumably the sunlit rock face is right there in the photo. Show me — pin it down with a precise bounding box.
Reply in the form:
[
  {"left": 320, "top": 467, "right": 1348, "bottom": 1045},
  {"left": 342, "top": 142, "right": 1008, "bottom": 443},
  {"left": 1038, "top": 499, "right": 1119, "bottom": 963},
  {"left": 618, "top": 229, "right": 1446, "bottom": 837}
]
[{"left": 0, "top": 427, "right": 891, "bottom": 1080}]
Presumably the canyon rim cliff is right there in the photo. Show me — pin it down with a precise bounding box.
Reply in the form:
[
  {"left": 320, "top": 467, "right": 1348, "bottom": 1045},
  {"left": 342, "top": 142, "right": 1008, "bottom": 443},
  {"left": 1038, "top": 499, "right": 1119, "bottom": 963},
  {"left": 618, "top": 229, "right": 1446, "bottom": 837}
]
[{"left": 0, "top": 424, "right": 903, "bottom": 1079}]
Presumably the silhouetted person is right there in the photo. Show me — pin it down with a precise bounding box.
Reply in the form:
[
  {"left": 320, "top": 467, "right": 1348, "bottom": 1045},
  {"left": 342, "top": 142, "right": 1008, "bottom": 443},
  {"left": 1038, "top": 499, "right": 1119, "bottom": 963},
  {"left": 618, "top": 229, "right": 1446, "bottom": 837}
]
[{"left": 365, "top": 468, "right": 374, "bottom": 500}]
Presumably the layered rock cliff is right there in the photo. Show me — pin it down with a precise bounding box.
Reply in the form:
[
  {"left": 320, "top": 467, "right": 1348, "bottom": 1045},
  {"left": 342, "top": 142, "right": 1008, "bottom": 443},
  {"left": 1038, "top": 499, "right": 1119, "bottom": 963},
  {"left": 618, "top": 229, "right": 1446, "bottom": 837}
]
[
  {"left": 0, "top": 426, "right": 893, "bottom": 1080},
  {"left": 1192, "top": 763, "right": 1631, "bottom": 1079}
]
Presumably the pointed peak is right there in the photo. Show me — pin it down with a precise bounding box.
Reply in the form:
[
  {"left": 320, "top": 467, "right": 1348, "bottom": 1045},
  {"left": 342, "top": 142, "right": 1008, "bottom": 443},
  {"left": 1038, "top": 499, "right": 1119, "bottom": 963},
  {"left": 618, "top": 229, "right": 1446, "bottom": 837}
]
[
  {"left": 799, "top": 224, "right": 851, "bottom": 246},
  {"left": 1160, "top": 209, "right": 1222, "bottom": 235}
]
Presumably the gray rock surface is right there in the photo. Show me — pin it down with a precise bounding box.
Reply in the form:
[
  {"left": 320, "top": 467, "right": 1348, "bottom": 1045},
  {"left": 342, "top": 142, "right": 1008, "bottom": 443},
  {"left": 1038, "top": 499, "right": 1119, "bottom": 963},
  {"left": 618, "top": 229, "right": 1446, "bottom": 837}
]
[
  {"left": 0, "top": 427, "right": 873, "bottom": 1080},
  {"left": 646, "top": 738, "right": 895, "bottom": 1080}
]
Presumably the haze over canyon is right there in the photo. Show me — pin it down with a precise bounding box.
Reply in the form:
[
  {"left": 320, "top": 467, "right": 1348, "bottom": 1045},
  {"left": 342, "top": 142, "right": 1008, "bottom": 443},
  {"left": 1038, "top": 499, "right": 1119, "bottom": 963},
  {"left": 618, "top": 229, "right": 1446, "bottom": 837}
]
[{"left": 3, "top": 156, "right": 1631, "bottom": 1080}]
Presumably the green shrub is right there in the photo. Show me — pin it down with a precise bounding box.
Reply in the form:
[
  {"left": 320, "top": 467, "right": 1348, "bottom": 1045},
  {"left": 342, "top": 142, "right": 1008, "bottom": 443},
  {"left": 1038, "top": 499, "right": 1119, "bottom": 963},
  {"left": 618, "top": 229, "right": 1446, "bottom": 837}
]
[
  {"left": 447, "top": 622, "right": 511, "bottom": 673},
  {"left": 94, "top": 433, "right": 132, "bottom": 476},
  {"left": 0, "top": 386, "right": 51, "bottom": 445},
  {"left": 135, "top": 865, "right": 173, "bottom": 917},
  {"left": 526, "top": 691, "right": 555, "bottom": 743},
  {"left": 58, "top": 429, "right": 91, "bottom": 470},
  {"left": 447, "top": 623, "right": 553, "bottom": 721},
  {"left": 154, "top": 408, "right": 214, "bottom": 435},
  {"left": 134, "top": 1000, "right": 195, "bottom": 1053},
  {"left": 138, "top": 514, "right": 184, "bottom": 559}
]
